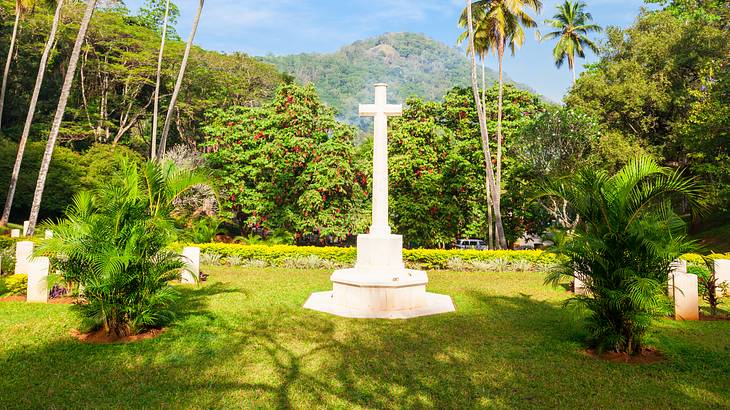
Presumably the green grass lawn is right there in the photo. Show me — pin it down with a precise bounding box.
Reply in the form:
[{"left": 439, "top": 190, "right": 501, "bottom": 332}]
[{"left": 1, "top": 267, "right": 729, "bottom": 409}]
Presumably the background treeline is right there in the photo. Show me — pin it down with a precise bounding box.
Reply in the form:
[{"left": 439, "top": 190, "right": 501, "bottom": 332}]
[{"left": 0, "top": 0, "right": 727, "bottom": 249}]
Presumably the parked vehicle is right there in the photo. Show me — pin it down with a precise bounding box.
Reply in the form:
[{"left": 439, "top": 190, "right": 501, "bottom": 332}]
[{"left": 455, "top": 239, "right": 488, "bottom": 250}]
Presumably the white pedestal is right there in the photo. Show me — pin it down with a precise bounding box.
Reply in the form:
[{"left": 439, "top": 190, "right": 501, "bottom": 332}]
[
  {"left": 44, "top": 230, "right": 53, "bottom": 239},
  {"left": 714, "top": 259, "right": 730, "bottom": 297},
  {"left": 22, "top": 220, "right": 29, "bottom": 236},
  {"left": 27, "top": 257, "right": 49, "bottom": 303},
  {"left": 304, "top": 234, "right": 455, "bottom": 319},
  {"left": 181, "top": 246, "right": 200, "bottom": 284},
  {"left": 15, "top": 241, "right": 34, "bottom": 275},
  {"left": 673, "top": 271, "right": 699, "bottom": 320},
  {"left": 10, "top": 229, "right": 20, "bottom": 238}
]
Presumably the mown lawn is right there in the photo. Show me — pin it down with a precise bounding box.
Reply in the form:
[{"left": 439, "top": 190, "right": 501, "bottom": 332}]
[{"left": 1, "top": 266, "right": 729, "bottom": 409}]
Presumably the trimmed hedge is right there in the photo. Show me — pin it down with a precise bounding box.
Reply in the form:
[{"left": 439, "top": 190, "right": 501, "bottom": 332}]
[
  {"left": 189, "top": 243, "right": 560, "bottom": 270},
  {"left": 185, "top": 243, "right": 730, "bottom": 271}
]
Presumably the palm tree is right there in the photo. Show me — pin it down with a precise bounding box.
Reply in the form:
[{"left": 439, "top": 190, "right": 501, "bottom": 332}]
[
  {"left": 0, "top": 0, "right": 36, "bottom": 129},
  {"left": 543, "top": 157, "right": 705, "bottom": 354},
  {"left": 39, "top": 159, "right": 211, "bottom": 337},
  {"left": 157, "top": 0, "right": 204, "bottom": 157},
  {"left": 26, "top": 0, "right": 98, "bottom": 236},
  {"left": 459, "top": 0, "right": 542, "bottom": 249},
  {"left": 539, "top": 0, "right": 601, "bottom": 84},
  {"left": 463, "top": 0, "right": 507, "bottom": 249},
  {"left": 0, "top": 0, "right": 63, "bottom": 227},
  {"left": 150, "top": 0, "right": 171, "bottom": 160}
]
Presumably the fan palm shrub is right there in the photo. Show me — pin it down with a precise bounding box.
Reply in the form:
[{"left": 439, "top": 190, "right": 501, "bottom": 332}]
[
  {"left": 543, "top": 157, "right": 705, "bottom": 354},
  {"left": 39, "top": 159, "right": 210, "bottom": 337}
]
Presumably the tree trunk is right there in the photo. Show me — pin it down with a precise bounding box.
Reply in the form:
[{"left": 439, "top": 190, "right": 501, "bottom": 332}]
[
  {"left": 481, "top": 59, "right": 493, "bottom": 249},
  {"left": 0, "top": 7, "right": 21, "bottom": 129},
  {"left": 571, "top": 64, "right": 576, "bottom": 85},
  {"left": 26, "top": 0, "right": 98, "bottom": 236},
  {"left": 158, "top": 0, "right": 204, "bottom": 158},
  {"left": 0, "top": 0, "right": 64, "bottom": 227},
  {"left": 465, "top": 0, "right": 505, "bottom": 249},
  {"left": 493, "top": 40, "right": 508, "bottom": 249},
  {"left": 151, "top": 0, "right": 171, "bottom": 160}
]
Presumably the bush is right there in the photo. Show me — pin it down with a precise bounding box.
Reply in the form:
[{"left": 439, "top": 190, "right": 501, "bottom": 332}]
[
  {"left": 0, "top": 140, "right": 85, "bottom": 220},
  {"left": 1, "top": 274, "right": 27, "bottom": 295},
  {"left": 39, "top": 160, "right": 211, "bottom": 337}
]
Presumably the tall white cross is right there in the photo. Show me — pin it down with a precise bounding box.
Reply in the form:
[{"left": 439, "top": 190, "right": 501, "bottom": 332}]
[{"left": 359, "top": 83, "right": 402, "bottom": 236}]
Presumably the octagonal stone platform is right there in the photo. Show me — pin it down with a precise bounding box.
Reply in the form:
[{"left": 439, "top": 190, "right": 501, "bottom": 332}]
[{"left": 303, "top": 234, "right": 455, "bottom": 319}]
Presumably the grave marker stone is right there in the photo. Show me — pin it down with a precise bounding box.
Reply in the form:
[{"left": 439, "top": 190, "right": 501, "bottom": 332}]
[
  {"left": 181, "top": 247, "right": 200, "bottom": 284},
  {"left": 15, "top": 241, "right": 34, "bottom": 275},
  {"left": 26, "top": 257, "right": 50, "bottom": 303}
]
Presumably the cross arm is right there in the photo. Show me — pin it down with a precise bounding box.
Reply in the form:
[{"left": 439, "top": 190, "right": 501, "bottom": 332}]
[{"left": 359, "top": 104, "right": 403, "bottom": 117}]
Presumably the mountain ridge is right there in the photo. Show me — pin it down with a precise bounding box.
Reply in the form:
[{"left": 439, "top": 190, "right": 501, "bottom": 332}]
[{"left": 261, "top": 32, "right": 533, "bottom": 128}]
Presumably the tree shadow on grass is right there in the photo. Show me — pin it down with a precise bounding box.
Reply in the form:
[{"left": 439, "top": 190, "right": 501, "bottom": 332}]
[{"left": 1, "top": 287, "right": 729, "bottom": 408}]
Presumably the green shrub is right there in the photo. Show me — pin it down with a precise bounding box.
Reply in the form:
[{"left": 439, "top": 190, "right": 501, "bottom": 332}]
[{"left": 2, "top": 274, "right": 27, "bottom": 295}]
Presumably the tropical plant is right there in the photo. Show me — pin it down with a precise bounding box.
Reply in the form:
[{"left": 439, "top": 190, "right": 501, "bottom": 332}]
[
  {"left": 459, "top": 0, "right": 542, "bottom": 249},
  {"left": 38, "top": 159, "right": 211, "bottom": 337},
  {"left": 544, "top": 157, "right": 705, "bottom": 354},
  {"left": 157, "top": 0, "right": 204, "bottom": 157},
  {"left": 689, "top": 260, "right": 729, "bottom": 316},
  {"left": 539, "top": 0, "right": 602, "bottom": 83},
  {"left": 26, "top": 0, "right": 98, "bottom": 236},
  {"left": 0, "top": 0, "right": 63, "bottom": 227}
]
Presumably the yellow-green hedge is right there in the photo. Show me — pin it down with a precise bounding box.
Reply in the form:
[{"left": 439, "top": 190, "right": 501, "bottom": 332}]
[
  {"left": 186, "top": 243, "right": 730, "bottom": 270},
  {"left": 190, "top": 243, "right": 560, "bottom": 269}
]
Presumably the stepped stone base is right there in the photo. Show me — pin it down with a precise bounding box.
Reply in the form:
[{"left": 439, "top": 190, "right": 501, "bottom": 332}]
[{"left": 303, "top": 234, "right": 455, "bottom": 319}]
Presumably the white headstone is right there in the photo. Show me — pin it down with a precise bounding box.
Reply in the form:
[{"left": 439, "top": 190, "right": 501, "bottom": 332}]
[
  {"left": 574, "top": 275, "right": 588, "bottom": 295},
  {"left": 22, "top": 220, "right": 29, "bottom": 236},
  {"left": 44, "top": 230, "right": 53, "bottom": 239},
  {"left": 15, "top": 241, "right": 34, "bottom": 275},
  {"left": 26, "top": 256, "right": 49, "bottom": 303},
  {"left": 181, "top": 247, "right": 200, "bottom": 284},
  {"left": 714, "top": 259, "right": 730, "bottom": 297},
  {"left": 673, "top": 270, "right": 699, "bottom": 320},
  {"left": 668, "top": 259, "right": 687, "bottom": 300},
  {"left": 303, "top": 84, "right": 455, "bottom": 319},
  {"left": 10, "top": 229, "right": 20, "bottom": 238}
]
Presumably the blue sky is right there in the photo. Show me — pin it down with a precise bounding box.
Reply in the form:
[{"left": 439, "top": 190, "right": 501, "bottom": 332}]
[{"left": 122, "top": 0, "right": 652, "bottom": 101}]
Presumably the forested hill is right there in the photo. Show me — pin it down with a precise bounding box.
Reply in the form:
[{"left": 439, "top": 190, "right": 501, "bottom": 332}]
[{"left": 262, "top": 33, "right": 528, "bottom": 128}]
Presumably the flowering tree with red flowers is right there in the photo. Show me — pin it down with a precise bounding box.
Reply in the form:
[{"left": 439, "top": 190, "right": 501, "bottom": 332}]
[{"left": 203, "top": 84, "right": 369, "bottom": 244}]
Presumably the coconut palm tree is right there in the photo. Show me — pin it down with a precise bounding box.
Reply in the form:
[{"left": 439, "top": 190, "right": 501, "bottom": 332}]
[
  {"left": 26, "top": 0, "right": 98, "bottom": 236},
  {"left": 157, "top": 0, "right": 204, "bottom": 158},
  {"left": 543, "top": 157, "right": 705, "bottom": 354},
  {"left": 459, "top": 0, "right": 542, "bottom": 249},
  {"left": 0, "top": 0, "right": 63, "bottom": 227},
  {"left": 539, "top": 0, "right": 601, "bottom": 84},
  {"left": 0, "top": 0, "right": 36, "bottom": 129},
  {"left": 150, "top": 0, "right": 171, "bottom": 159},
  {"left": 463, "top": 0, "right": 508, "bottom": 249}
]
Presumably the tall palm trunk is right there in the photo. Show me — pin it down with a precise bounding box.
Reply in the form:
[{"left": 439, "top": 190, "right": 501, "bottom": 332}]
[
  {"left": 494, "top": 38, "right": 507, "bottom": 249},
  {"left": 570, "top": 57, "right": 576, "bottom": 84},
  {"left": 157, "top": 0, "right": 204, "bottom": 158},
  {"left": 26, "top": 0, "right": 97, "bottom": 236},
  {"left": 0, "top": 6, "right": 21, "bottom": 128},
  {"left": 481, "top": 59, "right": 494, "bottom": 249},
  {"left": 0, "top": 0, "right": 63, "bottom": 227},
  {"left": 150, "top": 0, "right": 171, "bottom": 160},
  {"left": 466, "top": 0, "right": 507, "bottom": 249}
]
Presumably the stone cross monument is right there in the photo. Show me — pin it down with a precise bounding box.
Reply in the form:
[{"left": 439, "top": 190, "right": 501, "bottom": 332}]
[{"left": 304, "top": 83, "right": 455, "bottom": 319}]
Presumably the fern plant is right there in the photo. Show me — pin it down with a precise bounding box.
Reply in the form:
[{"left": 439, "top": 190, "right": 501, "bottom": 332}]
[
  {"left": 543, "top": 157, "right": 705, "bottom": 354},
  {"left": 39, "top": 159, "right": 210, "bottom": 337}
]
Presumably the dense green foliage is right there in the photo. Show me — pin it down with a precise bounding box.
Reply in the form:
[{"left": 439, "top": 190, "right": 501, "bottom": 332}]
[
  {"left": 0, "top": 0, "right": 283, "bottom": 149},
  {"left": 565, "top": 2, "right": 730, "bottom": 213},
  {"left": 545, "top": 157, "right": 704, "bottom": 354},
  {"left": 263, "top": 33, "right": 532, "bottom": 129},
  {"left": 38, "top": 160, "right": 210, "bottom": 336},
  {"left": 203, "top": 84, "right": 369, "bottom": 244}
]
